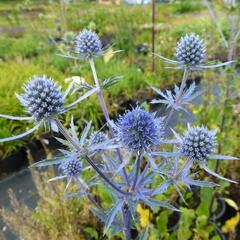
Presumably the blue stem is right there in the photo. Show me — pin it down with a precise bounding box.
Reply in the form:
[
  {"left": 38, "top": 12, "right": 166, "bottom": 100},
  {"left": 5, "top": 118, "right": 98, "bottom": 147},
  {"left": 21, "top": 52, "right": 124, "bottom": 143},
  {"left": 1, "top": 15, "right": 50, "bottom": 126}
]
[
  {"left": 55, "top": 119, "right": 129, "bottom": 196},
  {"left": 89, "top": 58, "right": 130, "bottom": 185},
  {"left": 121, "top": 204, "right": 132, "bottom": 240},
  {"left": 164, "top": 68, "right": 189, "bottom": 128},
  {"left": 131, "top": 150, "right": 142, "bottom": 191},
  {"left": 89, "top": 58, "right": 133, "bottom": 239}
]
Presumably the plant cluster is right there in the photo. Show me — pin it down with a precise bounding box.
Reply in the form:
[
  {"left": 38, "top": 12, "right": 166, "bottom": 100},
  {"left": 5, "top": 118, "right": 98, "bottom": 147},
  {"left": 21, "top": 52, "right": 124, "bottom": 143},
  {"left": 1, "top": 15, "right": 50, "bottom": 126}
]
[{"left": 0, "top": 26, "right": 239, "bottom": 239}]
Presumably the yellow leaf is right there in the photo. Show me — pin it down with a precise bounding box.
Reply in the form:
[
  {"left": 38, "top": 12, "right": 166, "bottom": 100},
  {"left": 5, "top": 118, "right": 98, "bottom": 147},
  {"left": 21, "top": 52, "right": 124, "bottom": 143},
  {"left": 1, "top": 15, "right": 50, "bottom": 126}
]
[
  {"left": 222, "top": 212, "right": 240, "bottom": 233},
  {"left": 104, "top": 48, "right": 114, "bottom": 64},
  {"left": 136, "top": 204, "right": 150, "bottom": 228},
  {"left": 224, "top": 198, "right": 239, "bottom": 211}
]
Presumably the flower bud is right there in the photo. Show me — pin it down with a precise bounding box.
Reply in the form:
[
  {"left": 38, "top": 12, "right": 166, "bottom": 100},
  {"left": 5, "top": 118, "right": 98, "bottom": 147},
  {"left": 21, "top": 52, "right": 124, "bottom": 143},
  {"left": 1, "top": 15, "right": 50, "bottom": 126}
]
[
  {"left": 181, "top": 126, "right": 215, "bottom": 161},
  {"left": 175, "top": 33, "right": 206, "bottom": 67},
  {"left": 75, "top": 29, "right": 102, "bottom": 59},
  {"left": 19, "top": 76, "right": 64, "bottom": 120}
]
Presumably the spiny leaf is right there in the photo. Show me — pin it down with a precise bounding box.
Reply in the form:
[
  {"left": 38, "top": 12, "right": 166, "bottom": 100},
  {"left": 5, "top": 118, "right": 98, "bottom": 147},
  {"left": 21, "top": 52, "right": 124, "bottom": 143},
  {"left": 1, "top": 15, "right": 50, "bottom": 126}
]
[
  {"left": 30, "top": 157, "right": 65, "bottom": 168},
  {"left": 104, "top": 200, "right": 124, "bottom": 235}
]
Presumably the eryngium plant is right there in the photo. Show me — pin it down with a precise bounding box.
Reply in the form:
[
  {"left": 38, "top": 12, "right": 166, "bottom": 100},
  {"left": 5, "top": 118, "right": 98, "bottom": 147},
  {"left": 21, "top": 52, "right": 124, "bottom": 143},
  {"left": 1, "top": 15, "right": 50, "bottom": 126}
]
[
  {"left": 175, "top": 33, "right": 206, "bottom": 67},
  {"left": 18, "top": 76, "right": 64, "bottom": 120},
  {"left": 0, "top": 29, "right": 239, "bottom": 239},
  {"left": 75, "top": 29, "right": 103, "bottom": 60},
  {"left": 156, "top": 32, "right": 233, "bottom": 70},
  {"left": 181, "top": 126, "right": 215, "bottom": 161},
  {"left": 89, "top": 131, "right": 108, "bottom": 146},
  {"left": 115, "top": 106, "right": 164, "bottom": 152},
  {"left": 0, "top": 75, "right": 97, "bottom": 142}
]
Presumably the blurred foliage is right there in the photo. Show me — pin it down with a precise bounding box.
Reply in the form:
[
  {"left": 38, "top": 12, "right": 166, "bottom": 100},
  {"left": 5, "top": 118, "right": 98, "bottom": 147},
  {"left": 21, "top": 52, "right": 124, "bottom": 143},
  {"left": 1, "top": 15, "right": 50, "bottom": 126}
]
[{"left": 0, "top": 170, "right": 102, "bottom": 240}]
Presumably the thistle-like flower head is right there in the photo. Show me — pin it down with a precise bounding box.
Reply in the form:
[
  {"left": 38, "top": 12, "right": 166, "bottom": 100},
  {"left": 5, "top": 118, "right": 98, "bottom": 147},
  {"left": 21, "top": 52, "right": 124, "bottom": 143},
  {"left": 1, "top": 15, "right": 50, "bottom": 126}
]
[
  {"left": 181, "top": 126, "right": 216, "bottom": 161},
  {"left": 116, "top": 106, "right": 164, "bottom": 152},
  {"left": 89, "top": 131, "right": 108, "bottom": 145},
  {"left": 175, "top": 33, "right": 206, "bottom": 67},
  {"left": 155, "top": 32, "right": 232, "bottom": 70},
  {"left": 75, "top": 29, "right": 102, "bottom": 59},
  {"left": 18, "top": 76, "right": 64, "bottom": 120},
  {"left": 61, "top": 158, "right": 83, "bottom": 178}
]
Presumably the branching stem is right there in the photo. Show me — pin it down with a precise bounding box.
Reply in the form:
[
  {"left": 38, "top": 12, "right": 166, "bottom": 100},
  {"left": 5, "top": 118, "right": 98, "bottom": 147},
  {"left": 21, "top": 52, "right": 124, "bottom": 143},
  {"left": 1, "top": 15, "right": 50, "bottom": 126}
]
[
  {"left": 89, "top": 58, "right": 133, "bottom": 240},
  {"left": 164, "top": 68, "right": 189, "bottom": 128},
  {"left": 77, "top": 178, "right": 102, "bottom": 210},
  {"left": 89, "top": 58, "right": 130, "bottom": 185},
  {"left": 55, "top": 118, "right": 129, "bottom": 196}
]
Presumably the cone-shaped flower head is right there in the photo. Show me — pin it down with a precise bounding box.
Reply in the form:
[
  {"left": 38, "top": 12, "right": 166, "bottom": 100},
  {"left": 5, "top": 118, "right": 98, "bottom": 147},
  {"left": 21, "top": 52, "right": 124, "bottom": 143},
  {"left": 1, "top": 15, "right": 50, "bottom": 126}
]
[
  {"left": 116, "top": 107, "right": 164, "bottom": 152},
  {"left": 89, "top": 131, "right": 108, "bottom": 145},
  {"left": 61, "top": 158, "right": 83, "bottom": 178},
  {"left": 175, "top": 33, "right": 206, "bottom": 67},
  {"left": 181, "top": 126, "right": 216, "bottom": 161},
  {"left": 75, "top": 29, "right": 102, "bottom": 59},
  {"left": 18, "top": 76, "right": 64, "bottom": 120}
]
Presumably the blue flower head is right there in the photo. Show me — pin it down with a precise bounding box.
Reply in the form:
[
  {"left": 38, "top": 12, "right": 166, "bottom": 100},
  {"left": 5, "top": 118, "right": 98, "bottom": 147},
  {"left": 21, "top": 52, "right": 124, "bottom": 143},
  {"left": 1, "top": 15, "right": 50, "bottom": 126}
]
[
  {"left": 75, "top": 29, "right": 102, "bottom": 59},
  {"left": 175, "top": 33, "right": 206, "bottom": 67},
  {"left": 61, "top": 158, "right": 83, "bottom": 178},
  {"left": 116, "top": 107, "right": 164, "bottom": 152},
  {"left": 17, "top": 76, "right": 64, "bottom": 120},
  {"left": 156, "top": 33, "right": 232, "bottom": 70},
  {"left": 89, "top": 131, "right": 108, "bottom": 145},
  {"left": 181, "top": 126, "right": 216, "bottom": 161}
]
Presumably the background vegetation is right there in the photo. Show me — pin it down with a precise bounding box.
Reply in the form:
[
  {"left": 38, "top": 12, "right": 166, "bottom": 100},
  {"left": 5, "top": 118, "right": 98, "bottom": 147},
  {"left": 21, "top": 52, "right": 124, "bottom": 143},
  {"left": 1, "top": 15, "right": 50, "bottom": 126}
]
[{"left": 0, "top": 0, "right": 239, "bottom": 239}]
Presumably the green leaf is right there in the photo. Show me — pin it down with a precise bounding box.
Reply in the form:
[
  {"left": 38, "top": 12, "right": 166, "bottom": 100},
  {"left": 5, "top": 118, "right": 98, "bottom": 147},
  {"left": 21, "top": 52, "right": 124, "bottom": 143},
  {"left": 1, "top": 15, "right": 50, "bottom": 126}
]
[
  {"left": 156, "top": 211, "right": 169, "bottom": 235},
  {"left": 211, "top": 235, "right": 221, "bottom": 240},
  {"left": 194, "top": 215, "right": 214, "bottom": 239},
  {"left": 31, "top": 211, "right": 42, "bottom": 221},
  {"left": 84, "top": 227, "right": 98, "bottom": 239},
  {"left": 177, "top": 207, "right": 195, "bottom": 240},
  {"left": 196, "top": 186, "right": 214, "bottom": 218}
]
